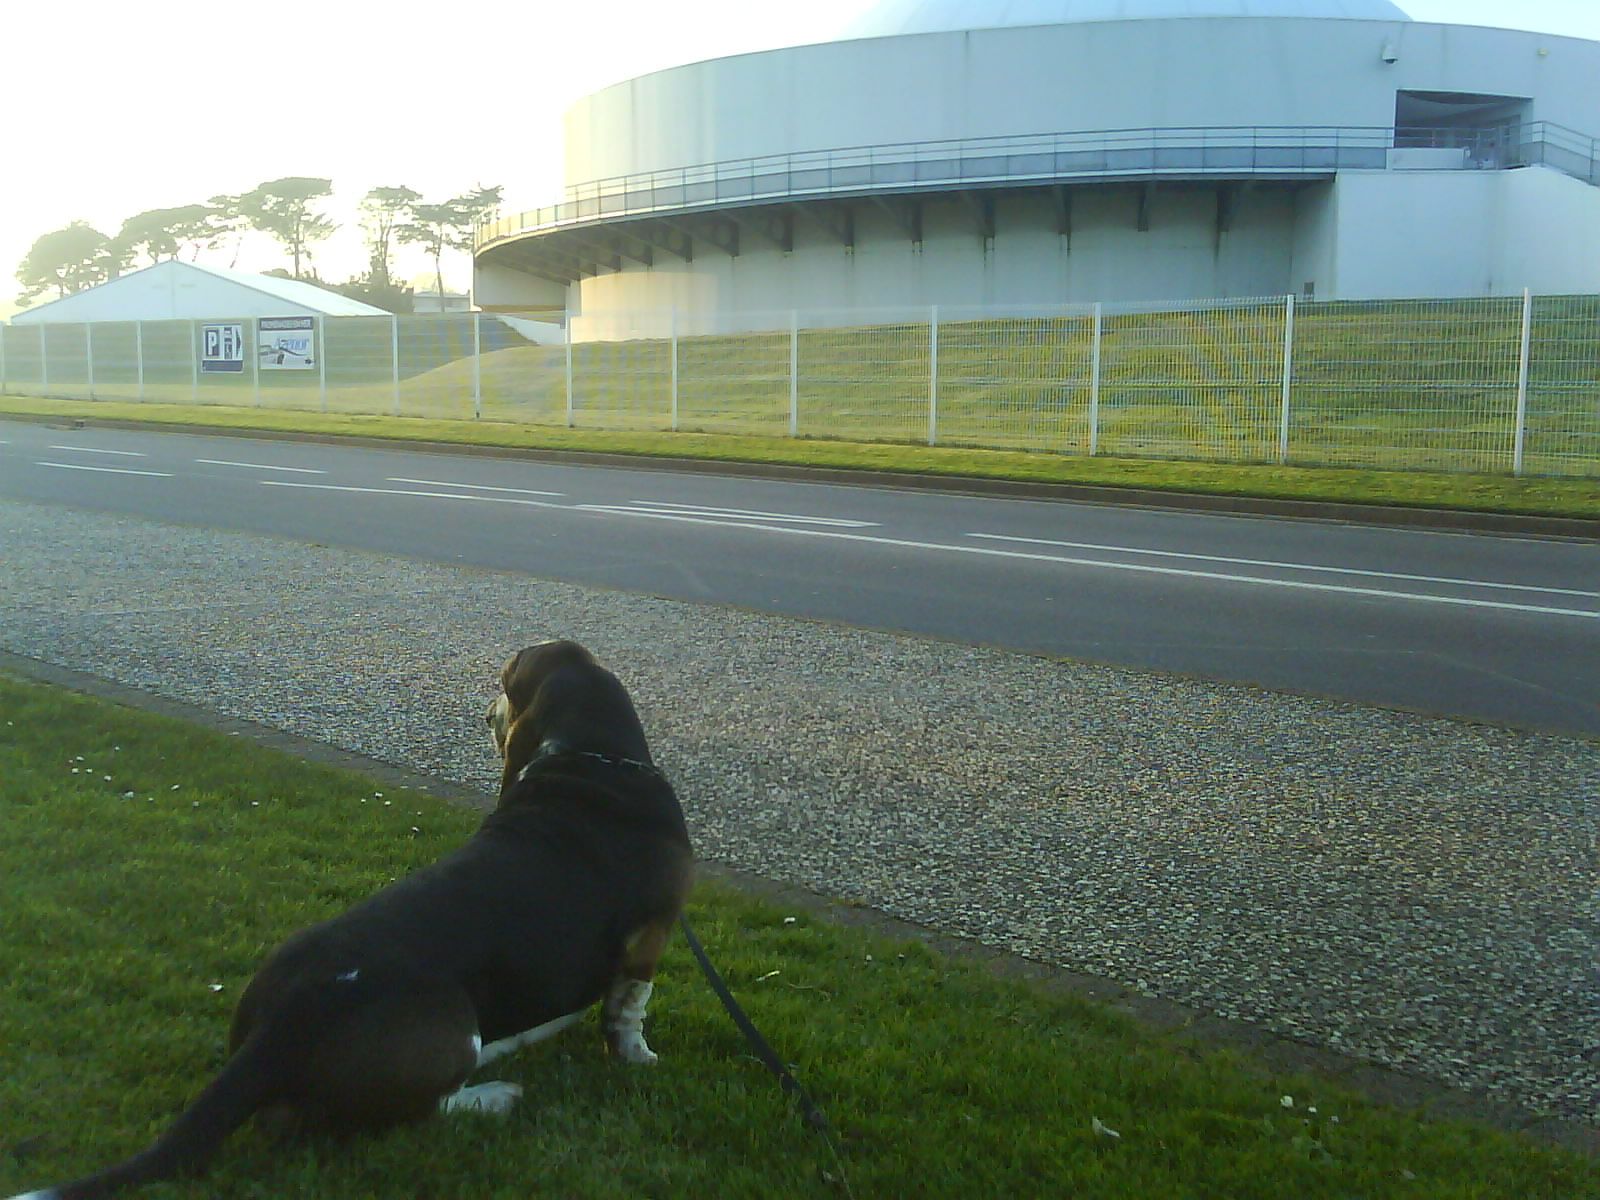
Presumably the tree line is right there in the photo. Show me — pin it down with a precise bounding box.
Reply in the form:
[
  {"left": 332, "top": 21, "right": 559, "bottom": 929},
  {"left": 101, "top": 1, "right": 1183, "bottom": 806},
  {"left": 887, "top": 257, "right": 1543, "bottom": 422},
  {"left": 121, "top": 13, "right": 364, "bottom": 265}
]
[{"left": 14, "top": 178, "right": 502, "bottom": 314}]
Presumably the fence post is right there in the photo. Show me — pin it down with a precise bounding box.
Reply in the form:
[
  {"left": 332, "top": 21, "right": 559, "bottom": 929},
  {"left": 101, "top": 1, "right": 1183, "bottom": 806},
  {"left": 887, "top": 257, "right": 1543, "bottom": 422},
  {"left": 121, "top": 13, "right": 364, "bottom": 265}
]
[
  {"left": 928, "top": 305, "right": 940, "bottom": 446},
  {"left": 1278, "top": 293, "right": 1296, "bottom": 464},
  {"left": 472, "top": 312, "right": 482, "bottom": 420},
  {"left": 251, "top": 317, "right": 262, "bottom": 407},
  {"left": 85, "top": 324, "right": 96, "bottom": 400},
  {"left": 190, "top": 321, "right": 198, "bottom": 402},
  {"left": 1088, "top": 303, "right": 1102, "bottom": 455},
  {"left": 564, "top": 318, "right": 574, "bottom": 428},
  {"left": 318, "top": 318, "right": 328, "bottom": 412},
  {"left": 1513, "top": 288, "right": 1532, "bottom": 476},
  {"left": 39, "top": 324, "right": 48, "bottom": 396},
  {"left": 390, "top": 314, "right": 400, "bottom": 417},
  {"left": 135, "top": 322, "right": 145, "bottom": 402},
  {"left": 789, "top": 309, "right": 799, "bottom": 437},
  {"left": 669, "top": 309, "right": 679, "bottom": 432}
]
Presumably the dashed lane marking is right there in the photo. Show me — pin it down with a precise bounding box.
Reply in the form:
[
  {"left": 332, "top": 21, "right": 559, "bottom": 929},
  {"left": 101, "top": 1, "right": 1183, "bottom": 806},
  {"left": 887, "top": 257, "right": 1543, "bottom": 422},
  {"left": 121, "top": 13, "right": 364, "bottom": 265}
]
[
  {"left": 967, "top": 532, "right": 1600, "bottom": 601},
  {"left": 196, "top": 458, "right": 327, "bottom": 474},
  {"left": 47, "top": 445, "right": 145, "bottom": 457},
  {"left": 37, "top": 461, "right": 172, "bottom": 478},
  {"left": 386, "top": 477, "right": 563, "bottom": 497}
]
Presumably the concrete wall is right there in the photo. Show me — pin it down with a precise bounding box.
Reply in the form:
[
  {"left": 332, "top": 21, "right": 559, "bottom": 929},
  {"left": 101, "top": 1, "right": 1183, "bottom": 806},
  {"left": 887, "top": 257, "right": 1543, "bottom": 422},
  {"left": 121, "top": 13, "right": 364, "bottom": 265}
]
[
  {"left": 1323, "top": 170, "right": 1502, "bottom": 299},
  {"left": 565, "top": 19, "right": 1600, "bottom": 185},
  {"left": 562, "top": 163, "right": 1600, "bottom": 317},
  {"left": 572, "top": 185, "right": 1301, "bottom": 320},
  {"left": 1492, "top": 166, "right": 1600, "bottom": 296},
  {"left": 1287, "top": 181, "right": 1338, "bottom": 299},
  {"left": 473, "top": 262, "right": 568, "bottom": 313},
  {"left": 1314, "top": 165, "right": 1600, "bottom": 300}
]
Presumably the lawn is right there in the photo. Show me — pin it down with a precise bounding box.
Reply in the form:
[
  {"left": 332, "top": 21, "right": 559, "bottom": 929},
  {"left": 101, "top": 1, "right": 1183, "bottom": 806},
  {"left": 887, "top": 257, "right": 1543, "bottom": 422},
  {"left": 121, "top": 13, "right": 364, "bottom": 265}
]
[
  {"left": 0, "top": 673, "right": 1594, "bottom": 1198},
  {"left": 3, "top": 295, "right": 1597, "bottom": 510},
  {"left": 1, "top": 392, "right": 1597, "bottom": 522}
]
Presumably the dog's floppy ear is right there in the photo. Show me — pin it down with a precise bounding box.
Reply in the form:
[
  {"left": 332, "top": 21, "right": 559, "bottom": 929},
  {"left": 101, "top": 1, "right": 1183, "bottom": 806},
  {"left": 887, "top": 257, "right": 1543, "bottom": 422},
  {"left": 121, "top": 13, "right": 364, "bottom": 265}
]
[
  {"left": 501, "top": 640, "right": 595, "bottom": 716},
  {"left": 494, "top": 640, "right": 599, "bottom": 796}
]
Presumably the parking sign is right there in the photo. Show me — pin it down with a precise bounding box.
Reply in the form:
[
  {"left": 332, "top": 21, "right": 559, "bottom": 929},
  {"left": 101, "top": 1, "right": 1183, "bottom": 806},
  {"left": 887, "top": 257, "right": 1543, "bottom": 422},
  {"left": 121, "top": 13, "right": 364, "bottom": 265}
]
[{"left": 200, "top": 323, "right": 246, "bottom": 373}]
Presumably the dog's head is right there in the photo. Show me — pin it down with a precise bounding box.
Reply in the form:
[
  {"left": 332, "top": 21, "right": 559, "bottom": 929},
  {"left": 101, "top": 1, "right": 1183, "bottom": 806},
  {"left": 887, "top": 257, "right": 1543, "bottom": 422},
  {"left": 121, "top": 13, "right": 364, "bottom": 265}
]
[
  {"left": 486, "top": 639, "right": 596, "bottom": 752},
  {"left": 486, "top": 639, "right": 655, "bottom": 802}
]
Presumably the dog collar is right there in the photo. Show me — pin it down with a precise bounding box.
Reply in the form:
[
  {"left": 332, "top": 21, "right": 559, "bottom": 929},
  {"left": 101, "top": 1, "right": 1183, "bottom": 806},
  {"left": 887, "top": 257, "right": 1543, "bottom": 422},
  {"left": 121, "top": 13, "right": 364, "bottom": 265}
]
[{"left": 516, "top": 748, "right": 660, "bottom": 786}]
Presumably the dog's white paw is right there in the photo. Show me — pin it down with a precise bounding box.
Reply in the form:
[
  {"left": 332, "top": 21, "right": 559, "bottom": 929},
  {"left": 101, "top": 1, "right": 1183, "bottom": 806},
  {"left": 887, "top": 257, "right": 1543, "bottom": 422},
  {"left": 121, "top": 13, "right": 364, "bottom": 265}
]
[
  {"left": 442, "top": 1080, "right": 523, "bottom": 1115},
  {"left": 604, "top": 978, "right": 658, "bottom": 1065},
  {"left": 612, "top": 1034, "right": 659, "bottom": 1066}
]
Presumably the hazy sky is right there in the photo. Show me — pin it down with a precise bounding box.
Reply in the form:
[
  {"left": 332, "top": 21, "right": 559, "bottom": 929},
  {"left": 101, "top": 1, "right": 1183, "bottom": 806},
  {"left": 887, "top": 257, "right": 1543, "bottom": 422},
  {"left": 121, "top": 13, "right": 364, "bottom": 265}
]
[{"left": 4, "top": 0, "right": 1597, "bottom": 318}]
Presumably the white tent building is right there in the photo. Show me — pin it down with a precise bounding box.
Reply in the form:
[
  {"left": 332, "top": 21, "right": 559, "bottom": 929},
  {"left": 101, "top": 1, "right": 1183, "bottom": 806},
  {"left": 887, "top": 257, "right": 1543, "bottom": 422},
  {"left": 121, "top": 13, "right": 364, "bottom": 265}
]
[{"left": 9, "top": 261, "right": 387, "bottom": 324}]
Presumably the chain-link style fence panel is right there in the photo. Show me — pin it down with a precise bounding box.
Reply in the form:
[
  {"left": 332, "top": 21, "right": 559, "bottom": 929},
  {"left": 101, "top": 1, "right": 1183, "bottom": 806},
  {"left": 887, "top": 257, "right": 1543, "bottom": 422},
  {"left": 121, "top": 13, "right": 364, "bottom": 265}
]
[{"left": 4, "top": 298, "right": 1596, "bottom": 477}]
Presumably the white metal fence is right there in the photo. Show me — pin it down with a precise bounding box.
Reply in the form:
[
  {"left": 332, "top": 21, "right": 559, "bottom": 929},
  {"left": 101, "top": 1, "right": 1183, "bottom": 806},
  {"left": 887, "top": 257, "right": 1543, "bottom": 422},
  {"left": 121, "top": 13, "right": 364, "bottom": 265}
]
[{"left": 2, "top": 294, "right": 1596, "bottom": 477}]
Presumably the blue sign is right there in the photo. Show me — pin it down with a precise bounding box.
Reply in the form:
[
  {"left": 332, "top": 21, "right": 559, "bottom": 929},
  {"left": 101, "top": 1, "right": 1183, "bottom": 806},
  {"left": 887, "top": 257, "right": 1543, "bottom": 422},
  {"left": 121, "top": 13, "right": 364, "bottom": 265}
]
[{"left": 259, "top": 316, "right": 316, "bottom": 370}]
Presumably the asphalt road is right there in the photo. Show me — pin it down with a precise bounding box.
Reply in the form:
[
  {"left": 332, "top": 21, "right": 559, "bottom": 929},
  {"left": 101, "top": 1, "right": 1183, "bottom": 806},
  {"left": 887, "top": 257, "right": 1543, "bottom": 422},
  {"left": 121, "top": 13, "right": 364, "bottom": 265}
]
[{"left": 1, "top": 417, "right": 1595, "bottom": 735}]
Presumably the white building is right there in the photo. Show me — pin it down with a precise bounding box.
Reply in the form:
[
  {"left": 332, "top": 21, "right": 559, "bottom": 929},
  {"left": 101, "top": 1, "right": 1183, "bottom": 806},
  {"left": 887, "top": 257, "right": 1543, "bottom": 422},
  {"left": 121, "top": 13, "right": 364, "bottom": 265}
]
[
  {"left": 475, "top": 0, "right": 1600, "bottom": 323},
  {"left": 9, "top": 260, "right": 388, "bottom": 324}
]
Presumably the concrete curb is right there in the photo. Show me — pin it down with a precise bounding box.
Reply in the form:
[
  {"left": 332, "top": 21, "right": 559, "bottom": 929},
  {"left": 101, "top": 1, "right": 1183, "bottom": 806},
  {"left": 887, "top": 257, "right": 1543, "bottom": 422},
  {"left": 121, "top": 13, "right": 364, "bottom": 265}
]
[
  {"left": 3, "top": 647, "right": 1594, "bottom": 1158},
  {"left": 5, "top": 409, "right": 1596, "bottom": 541}
]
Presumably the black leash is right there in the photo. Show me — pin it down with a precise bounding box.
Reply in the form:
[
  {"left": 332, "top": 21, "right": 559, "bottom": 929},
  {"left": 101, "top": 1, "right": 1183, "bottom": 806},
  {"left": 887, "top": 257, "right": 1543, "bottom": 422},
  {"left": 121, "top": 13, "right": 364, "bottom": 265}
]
[{"left": 679, "top": 915, "right": 854, "bottom": 1198}]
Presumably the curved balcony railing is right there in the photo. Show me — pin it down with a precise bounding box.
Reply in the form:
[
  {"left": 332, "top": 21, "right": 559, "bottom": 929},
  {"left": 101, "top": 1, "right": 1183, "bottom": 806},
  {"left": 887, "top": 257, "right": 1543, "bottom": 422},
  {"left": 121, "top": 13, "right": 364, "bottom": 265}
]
[{"left": 475, "top": 121, "right": 1598, "bottom": 251}]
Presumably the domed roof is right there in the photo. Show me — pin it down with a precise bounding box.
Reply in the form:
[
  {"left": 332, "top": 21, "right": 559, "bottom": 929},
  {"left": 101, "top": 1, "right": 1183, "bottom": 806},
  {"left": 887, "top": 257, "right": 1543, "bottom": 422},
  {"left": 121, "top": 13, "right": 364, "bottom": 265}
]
[{"left": 843, "top": 0, "right": 1411, "bottom": 39}]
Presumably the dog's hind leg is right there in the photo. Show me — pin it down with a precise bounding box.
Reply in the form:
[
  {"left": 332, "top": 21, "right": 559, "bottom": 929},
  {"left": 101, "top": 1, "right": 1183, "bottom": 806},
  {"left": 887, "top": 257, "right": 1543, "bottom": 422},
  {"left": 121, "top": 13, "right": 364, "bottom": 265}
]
[
  {"left": 296, "top": 977, "right": 487, "bottom": 1130},
  {"left": 604, "top": 919, "right": 673, "bottom": 1065},
  {"left": 474, "top": 1010, "right": 587, "bottom": 1069}
]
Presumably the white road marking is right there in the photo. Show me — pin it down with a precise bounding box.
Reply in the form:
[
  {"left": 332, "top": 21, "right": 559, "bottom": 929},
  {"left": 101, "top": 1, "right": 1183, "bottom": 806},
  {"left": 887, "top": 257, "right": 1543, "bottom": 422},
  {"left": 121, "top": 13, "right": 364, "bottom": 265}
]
[
  {"left": 248, "top": 479, "right": 1594, "bottom": 620},
  {"left": 968, "top": 532, "right": 1600, "bottom": 601},
  {"left": 578, "top": 507, "right": 1600, "bottom": 621},
  {"left": 387, "top": 476, "right": 563, "bottom": 497},
  {"left": 259, "top": 480, "right": 565, "bottom": 509},
  {"left": 36, "top": 461, "right": 172, "bottom": 478},
  {"left": 605, "top": 499, "right": 878, "bottom": 528},
  {"left": 47, "top": 444, "right": 145, "bottom": 457},
  {"left": 196, "top": 458, "right": 326, "bottom": 474}
]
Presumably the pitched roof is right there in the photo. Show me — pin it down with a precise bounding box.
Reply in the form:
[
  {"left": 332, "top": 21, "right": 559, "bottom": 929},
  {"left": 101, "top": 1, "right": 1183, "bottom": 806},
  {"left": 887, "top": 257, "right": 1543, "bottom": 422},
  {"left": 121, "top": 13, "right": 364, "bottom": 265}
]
[
  {"left": 10, "top": 260, "right": 390, "bottom": 323},
  {"left": 170, "top": 262, "right": 390, "bottom": 316}
]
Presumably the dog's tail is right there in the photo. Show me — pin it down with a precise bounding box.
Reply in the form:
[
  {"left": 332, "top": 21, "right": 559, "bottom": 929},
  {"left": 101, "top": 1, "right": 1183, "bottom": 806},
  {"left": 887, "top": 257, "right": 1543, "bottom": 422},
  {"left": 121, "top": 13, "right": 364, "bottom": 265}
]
[{"left": 6, "top": 1020, "right": 293, "bottom": 1200}]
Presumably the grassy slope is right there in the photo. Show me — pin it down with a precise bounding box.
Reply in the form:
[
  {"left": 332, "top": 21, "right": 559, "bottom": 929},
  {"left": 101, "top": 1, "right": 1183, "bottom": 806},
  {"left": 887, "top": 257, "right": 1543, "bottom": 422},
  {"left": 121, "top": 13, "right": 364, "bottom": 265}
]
[
  {"left": 0, "top": 673, "right": 1594, "bottom": 1199},
  {"left": 2, "top": 393, "right": 1596, "bottom": 521}
]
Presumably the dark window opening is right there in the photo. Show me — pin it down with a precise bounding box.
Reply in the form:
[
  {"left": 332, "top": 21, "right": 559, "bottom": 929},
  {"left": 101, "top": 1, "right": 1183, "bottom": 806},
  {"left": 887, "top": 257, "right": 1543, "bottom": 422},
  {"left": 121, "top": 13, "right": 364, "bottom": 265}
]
[{"left": 1394, "top": 91, "right": 1531, "bottom": 166}]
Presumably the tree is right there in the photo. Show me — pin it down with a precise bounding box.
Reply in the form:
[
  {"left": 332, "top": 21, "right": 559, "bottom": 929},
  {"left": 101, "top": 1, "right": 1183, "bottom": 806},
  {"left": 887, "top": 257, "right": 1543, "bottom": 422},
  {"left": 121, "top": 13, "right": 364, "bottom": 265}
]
[
  {"left": 115, "top": 208, "right": 181, "bottom": 266},
  {"left": 113, "top": 204, "right": 221, "bottom": 268},
  {"left": 359, "top": 185, "right": 420, "bottom": 287},
  {"left": 237, "top": 176, "right": 337, "bottom": 278},
  {"left": 15, "top": 222, "right": 125, "bottom": 307},
  {"left": 205, "top": 193, "right": 251, "bottom": 267},
  {"left": 166, "top": 203, "right": 227, "bottom": 263},
  {"left": 326, "top": 273, "right": 414, "bottom": 314},
  {"left": 397, "top": 184, "right": 502, "bottom": 300}
]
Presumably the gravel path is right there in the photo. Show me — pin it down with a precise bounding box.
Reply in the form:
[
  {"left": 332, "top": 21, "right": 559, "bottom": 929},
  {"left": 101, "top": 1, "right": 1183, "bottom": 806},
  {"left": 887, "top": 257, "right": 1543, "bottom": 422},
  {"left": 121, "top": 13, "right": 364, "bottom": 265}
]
[{"left": 2, "top": 497, "right": 1596, "bottom": 1123}]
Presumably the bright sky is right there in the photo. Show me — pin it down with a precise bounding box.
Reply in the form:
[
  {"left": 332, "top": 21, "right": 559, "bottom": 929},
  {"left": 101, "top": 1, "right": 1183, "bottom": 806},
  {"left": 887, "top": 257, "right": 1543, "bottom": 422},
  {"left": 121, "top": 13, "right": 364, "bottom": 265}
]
[{"left": 3, "top": 0, "right": 1597, "bottom": 319}]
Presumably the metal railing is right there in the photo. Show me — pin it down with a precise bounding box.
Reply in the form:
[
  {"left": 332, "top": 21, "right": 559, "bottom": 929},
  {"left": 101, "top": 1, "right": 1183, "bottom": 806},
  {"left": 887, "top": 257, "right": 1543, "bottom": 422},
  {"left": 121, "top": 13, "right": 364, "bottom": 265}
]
[
  {"left": 476, "top": 122, "right": 1599, "bottom": 249},
  {"left": 4, "top": 294, "right": 1597, "bottom": 479}
]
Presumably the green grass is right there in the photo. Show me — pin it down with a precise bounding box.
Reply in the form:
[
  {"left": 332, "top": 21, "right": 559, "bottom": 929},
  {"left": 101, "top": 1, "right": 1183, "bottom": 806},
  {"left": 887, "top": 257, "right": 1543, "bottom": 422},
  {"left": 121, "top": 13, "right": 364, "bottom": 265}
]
[
  {"left": 0, "top": 673, "right": 1595, "bottom": 1198},
  {"left": 2, "top": 392, "right": 1597, "bottom": 521},
  {"left": 6, "top": 299, "right": 1597, "bottom": 483}
]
